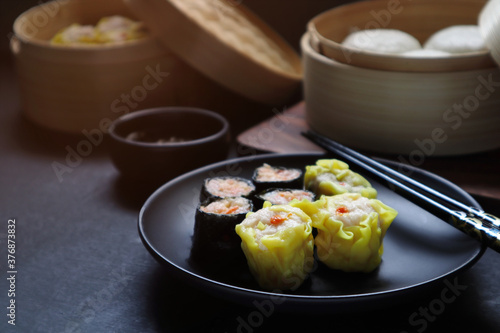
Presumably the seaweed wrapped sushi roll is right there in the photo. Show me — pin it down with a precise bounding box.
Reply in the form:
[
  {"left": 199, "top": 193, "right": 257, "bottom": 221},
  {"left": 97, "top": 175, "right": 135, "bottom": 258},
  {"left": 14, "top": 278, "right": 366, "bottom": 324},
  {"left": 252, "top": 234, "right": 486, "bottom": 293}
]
[
  {"left": 191, "top": 196, "right": 253, "bottom": 266},
  {"left": 292, "top": 193, "right": 397, "bottom": 273},
  {"left": 200, "top": 176, "right": 255, "bottom": 201},
  {"left": 235, "top": 202, "right": 314, "bottom": 291},
  {"left": 304, "top": 159, "right": 377, "bottom": 199},
  {"left": 254, "top": 188, "right": 316, "bottom": 208},
  {"left": 252, "top": 164, "right": 303, "bottom": 192}
]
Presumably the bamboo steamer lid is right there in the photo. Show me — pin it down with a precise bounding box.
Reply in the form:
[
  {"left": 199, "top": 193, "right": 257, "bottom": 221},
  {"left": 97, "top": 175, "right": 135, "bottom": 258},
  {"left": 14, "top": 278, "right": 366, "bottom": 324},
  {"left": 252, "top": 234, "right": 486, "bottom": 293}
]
[{"left": 123, "top": 0, "right": 302, "bottom": 105}]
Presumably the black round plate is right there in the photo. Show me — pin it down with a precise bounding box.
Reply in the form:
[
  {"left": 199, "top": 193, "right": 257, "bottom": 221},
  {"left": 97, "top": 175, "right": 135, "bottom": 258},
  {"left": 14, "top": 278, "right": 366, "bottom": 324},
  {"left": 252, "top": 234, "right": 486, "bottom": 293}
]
[{"left": 138, "top": 153, "right": 484, "bottom": 312}]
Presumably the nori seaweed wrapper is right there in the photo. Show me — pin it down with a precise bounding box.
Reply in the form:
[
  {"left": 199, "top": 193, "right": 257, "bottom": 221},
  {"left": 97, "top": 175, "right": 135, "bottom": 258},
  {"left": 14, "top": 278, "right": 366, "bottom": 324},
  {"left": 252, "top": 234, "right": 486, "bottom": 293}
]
[
  {"left": 251, "top": 164, "right": 303, "bottom": 193},
  {"left": 190, "top": 197, "right": 253, "bottom": 269},
  {"left": 199, "top": 176, "right": 256, "bottom": 202}
]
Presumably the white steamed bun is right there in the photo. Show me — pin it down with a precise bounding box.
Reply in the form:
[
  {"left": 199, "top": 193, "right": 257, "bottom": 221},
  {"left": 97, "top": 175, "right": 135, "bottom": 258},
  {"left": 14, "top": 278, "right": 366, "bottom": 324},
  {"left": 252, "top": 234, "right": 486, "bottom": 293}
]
[
  {"left": 424, "top": 25, "right": 487, "bottom": 54},
  {"left": 342, "top": 29, "right": 421, "bottom": 54}
]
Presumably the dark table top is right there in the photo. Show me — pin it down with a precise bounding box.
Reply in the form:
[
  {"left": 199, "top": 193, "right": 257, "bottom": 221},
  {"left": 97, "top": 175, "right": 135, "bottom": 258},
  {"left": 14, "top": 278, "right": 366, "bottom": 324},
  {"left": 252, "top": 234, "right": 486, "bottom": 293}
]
[{"left": 2, "top": 35, "right": 500, "bottom": 333}]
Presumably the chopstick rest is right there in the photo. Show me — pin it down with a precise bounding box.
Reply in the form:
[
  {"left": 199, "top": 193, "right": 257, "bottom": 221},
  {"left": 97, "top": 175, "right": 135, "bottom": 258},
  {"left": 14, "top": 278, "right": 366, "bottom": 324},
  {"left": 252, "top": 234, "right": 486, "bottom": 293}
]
[{"left": 303, "top": 130, "right": 500, "bottom": 253}]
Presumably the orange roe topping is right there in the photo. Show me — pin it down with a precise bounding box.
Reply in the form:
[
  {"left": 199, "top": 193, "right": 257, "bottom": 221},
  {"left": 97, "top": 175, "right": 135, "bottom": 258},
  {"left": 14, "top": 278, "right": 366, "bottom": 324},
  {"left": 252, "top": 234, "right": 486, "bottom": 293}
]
[
  {"left": 336, "top": 206, "right": 349, "bottom": 215},
  {"left": 270, "top": 215, "right": 286, "bottom": 225}
]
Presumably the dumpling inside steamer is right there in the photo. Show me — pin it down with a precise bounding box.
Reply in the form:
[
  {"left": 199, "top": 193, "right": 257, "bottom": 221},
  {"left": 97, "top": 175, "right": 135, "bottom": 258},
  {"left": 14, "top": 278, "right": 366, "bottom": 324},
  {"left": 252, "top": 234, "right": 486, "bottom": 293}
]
[
  {"left": 341, "top": 28, "right": 421, "bottom": 54},
  {"left": 51, "top": 15, "right": 147, "bottom": 45},
  {"left": 423, "top": 25, "right": 487, "bottom": 54},
  {"left": 341, "top": 25, "right": 487, "bottom": 57}
]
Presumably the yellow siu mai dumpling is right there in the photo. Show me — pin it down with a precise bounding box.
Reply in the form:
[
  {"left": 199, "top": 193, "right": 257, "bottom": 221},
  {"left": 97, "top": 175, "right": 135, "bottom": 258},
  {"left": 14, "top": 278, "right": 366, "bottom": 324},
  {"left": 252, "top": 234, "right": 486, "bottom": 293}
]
[
  {"left": 235, "top": 202, "right": 314, "bottom": 291},
  {"left": 304, "top": 159, "right": 378, "bottom": 199},
  {"left": 292, "top": 193, "right": 397, "bottom": 273}
]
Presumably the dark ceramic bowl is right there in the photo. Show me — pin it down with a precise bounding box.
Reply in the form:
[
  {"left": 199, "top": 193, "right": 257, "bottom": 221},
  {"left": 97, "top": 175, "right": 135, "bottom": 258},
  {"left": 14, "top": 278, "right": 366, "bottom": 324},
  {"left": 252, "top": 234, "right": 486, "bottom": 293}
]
[{"left": 108, "top": 107, "right": 230, "bottom": 183}]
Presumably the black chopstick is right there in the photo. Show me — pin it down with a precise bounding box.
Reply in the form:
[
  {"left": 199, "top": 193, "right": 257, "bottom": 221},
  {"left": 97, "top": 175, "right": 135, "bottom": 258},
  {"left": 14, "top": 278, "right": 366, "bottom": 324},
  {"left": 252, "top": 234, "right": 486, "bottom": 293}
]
[{"left": 303, "top": 130, "right": 500, "bottom": 253}]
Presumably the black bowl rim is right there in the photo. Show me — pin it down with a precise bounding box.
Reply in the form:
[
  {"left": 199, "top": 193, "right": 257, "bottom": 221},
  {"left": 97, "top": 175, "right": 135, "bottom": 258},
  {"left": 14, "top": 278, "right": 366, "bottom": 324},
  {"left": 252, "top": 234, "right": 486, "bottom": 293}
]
[{"left": 108, "top": 107, "right": 230, "bottom": 148}]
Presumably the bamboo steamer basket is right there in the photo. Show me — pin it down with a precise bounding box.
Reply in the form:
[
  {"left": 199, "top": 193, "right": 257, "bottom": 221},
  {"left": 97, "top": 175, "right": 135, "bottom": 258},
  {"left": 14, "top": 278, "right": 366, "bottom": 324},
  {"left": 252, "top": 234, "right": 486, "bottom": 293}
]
[
  {"left": 302, "top": 0, "right": 500, "bottom": 156},
  {"left": 301, "top": 29, "right": 500, "bottom": 156},
  {"left": 11, "top": 0, "right": 290, "bottom": 134},
  {"left": 11, "top": 0, "right": 175, "bottom": 133},
  {"left": 308, "top": 0, "right": 496, "bottom": 72},
  {"left": 124, "top": 0, "right": 302, "bottom": 105}
]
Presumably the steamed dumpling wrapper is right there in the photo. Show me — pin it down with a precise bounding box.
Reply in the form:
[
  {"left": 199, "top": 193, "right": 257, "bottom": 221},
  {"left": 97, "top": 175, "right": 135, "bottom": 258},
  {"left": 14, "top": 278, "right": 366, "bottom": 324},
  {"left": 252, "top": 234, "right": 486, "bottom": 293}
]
[
  {"left": 51, "top": 15, "right": 147, "bottom": 45},
  {"left": 292, "top": 193, "right": 398, "bottom": 273},
  {"left": 235, "top": 202, "right": 314, "bottom": 291},
  {"left": 304, "top": 159, "right": 378, "bottom": 199},
  {"left": 94, "top": 16, "right": 147, "bottom": 43},
  {"left": 424, "top": 25, "right": 487, "bottom": 54},
  {"left": 342, "top": 29, "right": 421, "bottom": 54},
  {"left": 50, "top": 24, "right": 98, "bottom": 44}
]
